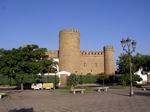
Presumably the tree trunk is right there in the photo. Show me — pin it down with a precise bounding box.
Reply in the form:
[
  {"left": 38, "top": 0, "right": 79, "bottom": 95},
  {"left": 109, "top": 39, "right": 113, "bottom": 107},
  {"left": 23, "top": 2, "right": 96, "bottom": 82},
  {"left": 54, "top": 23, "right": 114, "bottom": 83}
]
[
  {"left": 21, "top": 83, "right": 24, "bottom": 91},
  {"left": 103, "top": 79, "right": 104, "bottom": 87},
  {"left": 9, "top": 77, "right": 12, "bottom": 86}
]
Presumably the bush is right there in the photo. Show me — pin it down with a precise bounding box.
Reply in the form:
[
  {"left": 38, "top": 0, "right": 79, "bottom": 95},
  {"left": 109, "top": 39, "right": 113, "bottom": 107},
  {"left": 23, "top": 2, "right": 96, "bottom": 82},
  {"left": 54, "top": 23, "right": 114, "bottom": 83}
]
[
  {"left": 118, "top": 74, "right": 129, "bottom": 86},
  {"left": 78, "top": 73, "right": 99, "bottom": 84},
  {"left": 78, "top": 75, "right": 84, "bottom": 84},
  {"left": 96, "top": 74, "right": 109, "bottom": 86},
  {"left": 68, "top": 73, "right": 121, "bottom": 87},
  {"left": 84, "top": 73, "right": 97, "bottom": 83},
  {"left": 67, "top": 74, "right": 79, "bottom": 87},
  {"left": 133, "top": 74, "right": 142, "bottom": 82},
  {"left": 107, "top": 75, "right": 116, "bottom": 83},
  {"left": 118, "top": 74, "right": 142, "bottom": 86}
]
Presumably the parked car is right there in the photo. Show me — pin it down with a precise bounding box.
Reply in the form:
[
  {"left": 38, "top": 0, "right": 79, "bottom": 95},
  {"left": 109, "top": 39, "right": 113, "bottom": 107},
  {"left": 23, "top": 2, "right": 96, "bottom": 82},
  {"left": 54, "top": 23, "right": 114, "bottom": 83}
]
[{"left": 31, "top": 83, "right": 43, "bottom": 90}]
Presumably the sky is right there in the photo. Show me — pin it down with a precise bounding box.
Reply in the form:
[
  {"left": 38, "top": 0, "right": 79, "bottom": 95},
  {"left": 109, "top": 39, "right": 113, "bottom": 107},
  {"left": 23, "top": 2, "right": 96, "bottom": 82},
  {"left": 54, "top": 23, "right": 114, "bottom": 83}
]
[{"left": 0, "top": 0, "right": 150, "bottom": 61}]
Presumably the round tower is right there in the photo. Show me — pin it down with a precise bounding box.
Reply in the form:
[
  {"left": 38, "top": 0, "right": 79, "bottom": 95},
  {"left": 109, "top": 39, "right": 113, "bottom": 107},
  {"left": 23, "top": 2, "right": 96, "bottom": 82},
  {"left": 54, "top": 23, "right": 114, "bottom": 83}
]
[
  {"left": 59, "top": 29, "right": 80, "bottom": 74},
  {"left": 103, "top": 45, "right": 115, "bottom": 75}
]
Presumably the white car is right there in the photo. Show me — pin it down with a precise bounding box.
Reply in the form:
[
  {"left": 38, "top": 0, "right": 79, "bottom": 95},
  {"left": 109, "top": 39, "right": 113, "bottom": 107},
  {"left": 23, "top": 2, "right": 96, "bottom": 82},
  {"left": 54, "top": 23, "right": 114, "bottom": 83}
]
[{"left": 31, "top": 83, "right": 43, "bottom": 90}]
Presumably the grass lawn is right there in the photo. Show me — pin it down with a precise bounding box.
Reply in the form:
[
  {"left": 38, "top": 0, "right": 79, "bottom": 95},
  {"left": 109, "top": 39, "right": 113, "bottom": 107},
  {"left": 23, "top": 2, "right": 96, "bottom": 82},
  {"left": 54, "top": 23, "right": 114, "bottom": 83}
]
[
  {"left": 110, "top": 85, "right": 128, "bottom": 89},
  {"left": 54, "top": 85, "right": 129, "bottom": 93},
  {"left": 54, "top": 86, "right": 124, "bottom": 93},
  {"left": 54, "top": 86, "right": 95, "bottom": 93},
  {"left": 54, "top": 88, "right": 70, "bottom": 93}
]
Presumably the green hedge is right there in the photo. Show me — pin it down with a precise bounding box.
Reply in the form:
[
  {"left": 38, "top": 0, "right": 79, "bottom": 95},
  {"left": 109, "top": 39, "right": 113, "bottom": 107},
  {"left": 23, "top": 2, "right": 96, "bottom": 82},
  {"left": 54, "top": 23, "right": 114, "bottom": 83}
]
[
  {"left": 67, "top": 73, "right": 117, "bottom": 86},
  {"left": 78, "top": 74, "right": 98, "bottom": 84}
]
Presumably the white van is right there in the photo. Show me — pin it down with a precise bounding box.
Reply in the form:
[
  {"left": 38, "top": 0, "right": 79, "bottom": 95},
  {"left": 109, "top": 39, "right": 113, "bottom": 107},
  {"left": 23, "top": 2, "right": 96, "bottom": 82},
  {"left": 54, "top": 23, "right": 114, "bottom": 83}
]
[{"left": 31, "top": 83, "right": 43, "bottom": 90}]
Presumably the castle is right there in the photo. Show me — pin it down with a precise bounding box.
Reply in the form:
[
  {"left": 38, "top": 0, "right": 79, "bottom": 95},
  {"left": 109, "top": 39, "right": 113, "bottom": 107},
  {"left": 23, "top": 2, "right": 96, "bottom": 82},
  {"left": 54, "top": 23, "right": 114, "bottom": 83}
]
[{"left": 47, "top": 29, "right": 115, "bottom": 76}]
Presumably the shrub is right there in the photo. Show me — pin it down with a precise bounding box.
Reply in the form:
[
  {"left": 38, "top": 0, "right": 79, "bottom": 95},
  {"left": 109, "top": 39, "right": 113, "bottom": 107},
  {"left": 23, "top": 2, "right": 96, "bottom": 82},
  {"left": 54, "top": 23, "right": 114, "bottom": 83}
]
[
  {"left": 78, "top": 73, "right": 98, "bottom": 84},
  {"left": 118, "top": 74, "right": 142, "bottom": 86},
  {"left": 118, "top": 74, "right": 129, "bottom": 86},
  {"left": 78, "top": 75, "right": 83, "bottom": 84},
  {"left": 67, "top": 74, "right": 79, "bottom": 87},
  {"left": 68, "top": 73, "right": 122, "bottom": 86},
  {"left": 97, "top": 74, "right": 109, "bottom": 86}
]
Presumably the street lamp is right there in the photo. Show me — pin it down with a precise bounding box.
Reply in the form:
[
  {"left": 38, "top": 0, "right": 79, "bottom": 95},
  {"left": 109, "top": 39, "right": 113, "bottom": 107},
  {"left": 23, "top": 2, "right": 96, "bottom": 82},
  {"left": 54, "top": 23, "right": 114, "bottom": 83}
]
[{"left": 121, "top": 37, "right": 136, "bottom": 96}]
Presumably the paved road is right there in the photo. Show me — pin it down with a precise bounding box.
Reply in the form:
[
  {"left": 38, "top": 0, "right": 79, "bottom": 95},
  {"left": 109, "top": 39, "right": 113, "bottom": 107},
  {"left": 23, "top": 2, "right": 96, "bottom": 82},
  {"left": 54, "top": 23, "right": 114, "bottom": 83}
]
[{"left": 0, "top": 89, "right": 150, "bottom": 112}]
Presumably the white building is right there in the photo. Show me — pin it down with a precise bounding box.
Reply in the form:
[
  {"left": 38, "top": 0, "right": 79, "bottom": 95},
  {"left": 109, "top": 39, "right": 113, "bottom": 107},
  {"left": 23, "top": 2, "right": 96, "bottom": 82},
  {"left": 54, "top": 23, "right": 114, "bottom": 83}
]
[{"left": 134, "top": 68, "right": 148, "bottom": 84}]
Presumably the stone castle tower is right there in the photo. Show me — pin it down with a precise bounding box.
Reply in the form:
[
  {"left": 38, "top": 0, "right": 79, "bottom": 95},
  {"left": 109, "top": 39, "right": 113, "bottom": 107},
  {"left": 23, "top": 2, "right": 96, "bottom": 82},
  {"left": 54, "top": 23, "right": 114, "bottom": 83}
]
[
  {"left": 47, "top": 29, "right": 115, "bottom": 75},
  {"left": 104, "top": 46, "right": 115, "bottom": 75},
  {"left": 59, "top": 29, "right": 80, "bottom": 74}
]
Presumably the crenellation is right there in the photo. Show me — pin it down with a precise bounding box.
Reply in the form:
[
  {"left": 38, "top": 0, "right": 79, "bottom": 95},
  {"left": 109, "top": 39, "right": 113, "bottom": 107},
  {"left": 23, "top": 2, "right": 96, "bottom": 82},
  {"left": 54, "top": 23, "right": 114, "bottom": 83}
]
[
  {"left": 81, "top": 51, "right": 104, "bottom": 56},
  {"left": 60, "top": 28, "right": 80, "bottom": 33},
  {"left": 104, "top": 45, "right": 114, "bottom": 51},
  {"left": 47, "top": 50, "right": 59, "bottom": 58},
  {"left": 104, "top": 45, "right": 115, "bottom": 75}
]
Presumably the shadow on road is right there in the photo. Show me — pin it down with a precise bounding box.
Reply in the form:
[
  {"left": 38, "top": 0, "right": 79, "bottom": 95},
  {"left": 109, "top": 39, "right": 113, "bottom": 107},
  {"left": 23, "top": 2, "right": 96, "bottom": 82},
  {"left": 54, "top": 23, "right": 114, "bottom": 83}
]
[
  {"left": 8, "top": 108, "right": 34, "bottom": 112},
  {"left": 135, "top": 91, "right": 150, "bottom": 97},
  {"left": 111, "top": 91, "right": 150, "bottom": 97},
  {"left": 111, "top": 92, "right": 130, "bottom": 97}
]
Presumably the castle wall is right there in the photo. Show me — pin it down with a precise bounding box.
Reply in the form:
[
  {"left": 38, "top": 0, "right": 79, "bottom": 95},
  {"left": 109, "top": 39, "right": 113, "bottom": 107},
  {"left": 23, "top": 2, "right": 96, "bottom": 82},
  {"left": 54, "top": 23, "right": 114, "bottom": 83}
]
[
  {"left": 46, "top": 50, "right": 59, "bottom": 58},
  {"left": 80, "top": 51, "right": 104, "bottom": 75}
]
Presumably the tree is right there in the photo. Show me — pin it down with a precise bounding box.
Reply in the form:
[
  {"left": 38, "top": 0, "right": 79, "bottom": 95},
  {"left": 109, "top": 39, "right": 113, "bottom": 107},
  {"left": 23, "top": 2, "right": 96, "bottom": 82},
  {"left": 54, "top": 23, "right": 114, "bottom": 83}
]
[
  {"left": 133, "top": 53, "right": 150, "bottom": 72},
  {"left": 0, "top": 44, "right": 54, "bottom": 90},
  {"left": 117, "top": 53, "right": 150, "bottom": 74},
  {"left": 0, "top": 49, "right": 17, "bottom": 85},
  {"left": 13, "top": 45, "right": 48, "bottom": 90},
  {"left": 117, "top": 53, "right": 150, "bottom": 84},
  {"left": 117, "top": 54, "right": 130, "bottom": 74}
]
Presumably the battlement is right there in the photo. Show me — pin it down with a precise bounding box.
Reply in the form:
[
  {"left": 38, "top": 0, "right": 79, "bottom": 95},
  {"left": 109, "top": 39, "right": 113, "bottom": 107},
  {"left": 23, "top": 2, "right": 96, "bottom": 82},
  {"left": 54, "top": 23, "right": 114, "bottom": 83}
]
[
  {"left": 59, "top": 28, "right": 80, "bottom": 33},
  {"left": 47, "top": 50, "right": 59, "bottom": 58},
  {"left": 103, "top": 45, "right": 114, "bottom": 51},
  {"left": 81, "top": 51, "right": 104, "bottom": 56}
]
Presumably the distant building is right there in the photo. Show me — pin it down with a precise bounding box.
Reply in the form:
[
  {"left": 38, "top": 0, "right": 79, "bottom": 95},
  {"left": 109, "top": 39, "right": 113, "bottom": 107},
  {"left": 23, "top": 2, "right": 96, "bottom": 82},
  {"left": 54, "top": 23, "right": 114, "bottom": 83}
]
[{"left": 134, "top": 68, "right": 147, "bottom": 84}]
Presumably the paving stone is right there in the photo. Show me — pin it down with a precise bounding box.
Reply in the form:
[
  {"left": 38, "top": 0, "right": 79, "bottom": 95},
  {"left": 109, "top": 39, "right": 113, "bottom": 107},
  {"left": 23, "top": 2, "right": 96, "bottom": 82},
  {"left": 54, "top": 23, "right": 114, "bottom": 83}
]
[{"left": 0, "top": 89, "right": 150, "bottom": 112}]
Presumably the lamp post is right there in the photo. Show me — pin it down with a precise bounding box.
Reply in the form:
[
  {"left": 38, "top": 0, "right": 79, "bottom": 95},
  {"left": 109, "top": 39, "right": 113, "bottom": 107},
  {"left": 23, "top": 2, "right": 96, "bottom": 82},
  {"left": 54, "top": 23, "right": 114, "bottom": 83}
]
[{"left": 121, "top": 37, "right": 136, "bottom": 96}]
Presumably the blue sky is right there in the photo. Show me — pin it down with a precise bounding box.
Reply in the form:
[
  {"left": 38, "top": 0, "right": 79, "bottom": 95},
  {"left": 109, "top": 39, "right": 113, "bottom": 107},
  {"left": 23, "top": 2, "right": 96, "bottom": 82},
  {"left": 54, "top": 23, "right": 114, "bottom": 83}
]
[{"left": 0, "top": 0, "right": 150, "bottom": 60}]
